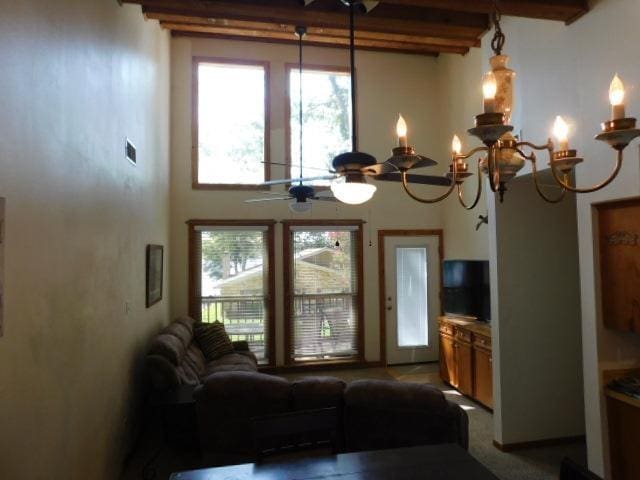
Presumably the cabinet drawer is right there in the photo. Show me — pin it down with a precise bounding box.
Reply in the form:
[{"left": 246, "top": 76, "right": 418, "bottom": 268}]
[
  {"left": 455, "top": 328, "right": 472, "bottom": 343},
  {"left": 439, "top": 323, "right": 455, "bottom": 336},
  {"left": 474, "top": 334, "right": 491, "bottom": 349}
]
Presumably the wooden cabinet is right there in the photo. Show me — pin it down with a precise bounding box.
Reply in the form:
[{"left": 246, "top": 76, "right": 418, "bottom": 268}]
[
  {"left": 474, "top": 346, "right": 493, "bottom": 408},
  {"left": 439, "top": 317, "right": 492, "bottom": 409},
  {"left": 455, "top": 341, "right": 473, "bottom": 396},
  {"left": 439, "top": 332, "right": 456, "bottom": 387}
]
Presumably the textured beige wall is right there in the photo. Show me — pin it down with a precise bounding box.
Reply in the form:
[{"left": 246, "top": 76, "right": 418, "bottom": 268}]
[
  {"left": 0, "top": 2, "right": 170, "bottom": 479},
  {"left": 170, "top": 37, "right": 449, "bottom": 365}
]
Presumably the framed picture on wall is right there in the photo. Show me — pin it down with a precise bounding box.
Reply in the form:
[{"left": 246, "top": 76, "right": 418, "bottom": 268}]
[{"left": 146, "top": 244, "right": 163, "bottom": 308}]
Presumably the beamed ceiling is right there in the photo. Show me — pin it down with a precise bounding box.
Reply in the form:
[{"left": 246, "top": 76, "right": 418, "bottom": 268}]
[{"left": 123, "top": 0, "right": 589, "bottom": 56}]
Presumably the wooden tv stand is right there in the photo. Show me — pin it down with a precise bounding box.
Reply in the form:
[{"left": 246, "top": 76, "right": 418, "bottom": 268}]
[{"left": 439, "top": 316, "right": 493, "bottom": 409}]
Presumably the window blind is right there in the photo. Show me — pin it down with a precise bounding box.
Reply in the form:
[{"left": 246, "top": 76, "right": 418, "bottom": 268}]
[
  {"left": 196, "top": 228, "right": 270, "bottom": 364},
  {"left": 289, "top": 228, "right": 360, "bottom": 362}
]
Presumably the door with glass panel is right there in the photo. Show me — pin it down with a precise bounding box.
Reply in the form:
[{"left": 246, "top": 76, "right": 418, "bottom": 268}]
[{"left": 384, "top": 235, "right": 441, "bottom": 365}]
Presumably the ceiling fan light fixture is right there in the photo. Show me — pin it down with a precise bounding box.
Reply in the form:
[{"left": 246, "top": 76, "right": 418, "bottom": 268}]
[
  {"left": 331, "top": 175, "right": 376, "bottom": 205},
  {"left": 289, "top": 201, "right": 313, "bottom": 213}
]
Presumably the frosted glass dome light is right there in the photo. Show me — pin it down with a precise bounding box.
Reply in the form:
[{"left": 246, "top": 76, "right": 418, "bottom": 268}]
[
  {"left": 330, "top": 175, "right": 376, "bottom": 205},
  {"left": 289, "top": 201, "right": 312, "bottom": 213}
]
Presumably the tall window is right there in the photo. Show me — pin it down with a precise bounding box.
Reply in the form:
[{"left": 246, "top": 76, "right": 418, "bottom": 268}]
[
  {"left": 287, "top": 66, "right": 351, "bottom": 185},
  {"left": 188, "top": 221, "right": 275, "bottom": 365},
  {"left": 193, "top": 58, "right": 269, "bottom": 188},
  {"left": 283, "top": 221, "right": 364, "bottom": 364}
]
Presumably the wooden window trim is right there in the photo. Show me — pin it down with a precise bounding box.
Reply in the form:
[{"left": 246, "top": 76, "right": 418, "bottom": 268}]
[
  {"left": 191, "top": 57, "right": 271, "bottom": 190},
  {"left": 187, "top": 219, "right": 277, "bottom": 367},
  {"left": 284, "top": 64, "right": 351, "bottom": 188},
  {"left": 282, "top": 219, "right": 365, "bottom": 366},
  {"left": 377, "top": 229, "right": 444, "bottom": 366}
]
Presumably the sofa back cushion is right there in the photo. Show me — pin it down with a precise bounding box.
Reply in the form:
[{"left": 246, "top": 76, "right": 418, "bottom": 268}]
[
  {"left": 195, "top": 371, "right": 291, "bottom": 459},
  {"left": 343, "top": 380, "right": 460, "bottom": 452},
  {"left": 291, "top": 376, "right": 346, "bottom": 411}
]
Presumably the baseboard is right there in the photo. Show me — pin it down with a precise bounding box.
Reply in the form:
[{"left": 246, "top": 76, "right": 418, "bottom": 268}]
[
  {"left": 261, "top": 360, "right": 384, "bottom": 374},
  {"left": 493, "top": 435, "right": 586, "bottom": 452}
]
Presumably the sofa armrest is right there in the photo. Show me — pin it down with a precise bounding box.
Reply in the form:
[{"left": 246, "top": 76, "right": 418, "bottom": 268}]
[{"left": 232, "top": 340, "right": 250, "bottom": 351}]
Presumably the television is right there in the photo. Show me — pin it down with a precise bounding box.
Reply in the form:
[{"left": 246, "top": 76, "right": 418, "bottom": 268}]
[{"left": 443, "top": 260, "right": 491, "bottom": 322}]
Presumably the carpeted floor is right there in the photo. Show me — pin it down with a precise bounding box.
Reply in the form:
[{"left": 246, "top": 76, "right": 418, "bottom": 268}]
[{"left": 122, "top": 364, "right": 587, "bottom": 480}]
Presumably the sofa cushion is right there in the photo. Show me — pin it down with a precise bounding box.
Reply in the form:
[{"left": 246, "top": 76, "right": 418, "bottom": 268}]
[
  {"left": 194, "top": 321, "right": 234, "bottom": 361},
  {"left": 205, "top": 352, "right": 258, "bottom": 376},
  {"left": 162, "top": 321, "right": 193, "bottom": 349},
  {"left": 344, "top": 379, "right": 447, "bottom": 413},
  {"left": 149, "top": 333, "right": 186, "bottom": 366},
  {"left": 184, "top": 344, "right": 207, "bottom": 377},
  {"left": 291, "top": 376, "right": 346, "bottom": 411}
]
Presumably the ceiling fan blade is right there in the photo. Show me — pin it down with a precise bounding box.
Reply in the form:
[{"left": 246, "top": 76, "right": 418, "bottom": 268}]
[
  {"left": 244, "top": 196, "right": 294, "bottom": 203},
  {"left": 361, "top": 162, "right": 397, "bottom": 176},
  {"left": 312, "top": 196, "right": 338, "bottom": 202},
  {"left": 261, "top": 161, "right": 331, "bottom": 172},
  {"left": 374, "top": 173, "right": 452, "bottom": 187},
  {"left": 260, "top": 175, "right": 338, "bottom": 186}
]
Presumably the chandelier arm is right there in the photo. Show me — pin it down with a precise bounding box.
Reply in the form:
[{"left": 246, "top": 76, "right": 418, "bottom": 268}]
[
  {"left": 457, "top": 158, "right": 484, "bottom": 210},
  {"left": 400, "top": 167, "right": 457, "bottom": 204},
  {"left": 526, "top": 150, "right": 568, "bottom": 204},
  {"left": 486, "top": 145, "right": 501, "bottom": 192},
  {"left": 516, "top": 140, "right": 555, "bottom": 153},
  {"left": 550, "top": 149, "right": 624, "bottom": 194},
  {"left": 456, "top": 146, "right": 489, "bottom": 161}
]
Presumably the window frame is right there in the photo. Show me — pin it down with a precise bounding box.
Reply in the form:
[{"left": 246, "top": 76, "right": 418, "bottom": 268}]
[
  {"left": 191, "top": 57, "right": 271, "bottom": 190},
  {"left": 187, "top": 219, "right": 277, "bottom": 367},
  {"left": 285, "top": 63, "right": 352, "bottom": 186},
  {"left": 282, "top": 219, "right": 365, "bottom": 366}
]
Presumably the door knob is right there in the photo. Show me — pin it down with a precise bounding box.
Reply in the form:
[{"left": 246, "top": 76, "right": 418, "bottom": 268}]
[{"left": 387, "top": 306, "right": 392, "bottom": 311}]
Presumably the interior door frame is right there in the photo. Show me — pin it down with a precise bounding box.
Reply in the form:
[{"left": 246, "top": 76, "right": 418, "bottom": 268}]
[{"left": 378, "top": 229, "right": 444, "bottom": 366}]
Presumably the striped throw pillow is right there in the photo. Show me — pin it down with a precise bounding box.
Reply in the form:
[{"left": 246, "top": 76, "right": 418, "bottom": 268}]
[{"left": 194, "top": 321, "right": 234, "bottom": 361}]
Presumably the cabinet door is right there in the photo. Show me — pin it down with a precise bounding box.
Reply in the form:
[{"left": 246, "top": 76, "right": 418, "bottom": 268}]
[
  {"left": 439, "top": 334, "right": 456, "bottom": 387},
  {"left": 455, "top": 341, "right": 473, "bottom": 396},
  {"left": 474, "top": 347, "right": 493, "bottom": 408}
]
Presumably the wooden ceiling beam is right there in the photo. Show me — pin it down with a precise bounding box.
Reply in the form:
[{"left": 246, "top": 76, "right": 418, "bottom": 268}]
[
  {"left": 124, "top": 0, "right": 489, "bottom": 40},
  {"left": 145, "top": 11, "right": 480, "bottom": 48},
  {"left": 380, "top": 0, "right": 589, "bottom": 25},
  {"left": 162, "top": 22, "right": 470, "bottom": 55}
]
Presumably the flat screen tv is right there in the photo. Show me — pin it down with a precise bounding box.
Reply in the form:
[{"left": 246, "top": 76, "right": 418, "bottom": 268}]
[{"left": 443, "top": 260, "right": 491, "bottom": 322}]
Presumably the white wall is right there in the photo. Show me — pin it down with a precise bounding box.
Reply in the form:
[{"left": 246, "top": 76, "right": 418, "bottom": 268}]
[
  {"left": 0, "top": 2, "right": 170, "bottom": 478},
  {"left": 490, "top": 172, "right": 584, "bottom": 445},
  {"left": 170, "top": 37, "right": 449, "bottom": 365}
]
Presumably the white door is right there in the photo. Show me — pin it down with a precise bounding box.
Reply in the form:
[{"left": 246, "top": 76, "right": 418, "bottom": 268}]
[{"left": 384, "top": 235, "right": 441, "bottom": 365}]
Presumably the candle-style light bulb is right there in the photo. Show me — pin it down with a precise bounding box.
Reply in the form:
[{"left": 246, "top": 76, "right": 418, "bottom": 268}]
[
  {"left": 609, "top": 74, "right": 626, "bottom": 120},
  {"left": 452, "top": 135, "right": 462, "bottom": 156},
  {"left": 482, "top": 72, "right": 497, "bottom": 113},
  {"left": 397, "top": 114, "right": 408, "bottom": 148},
  {"left": 553, "top": 116, "right": 570, "bottom": 151}
]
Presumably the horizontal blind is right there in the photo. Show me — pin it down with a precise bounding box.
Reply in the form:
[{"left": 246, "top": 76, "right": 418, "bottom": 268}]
[
  {"left": 290, "top": 229, "right": 359, "bottom": 362},
  {"left": 198, "top": 229, "right": 269, "bottom": 364}
]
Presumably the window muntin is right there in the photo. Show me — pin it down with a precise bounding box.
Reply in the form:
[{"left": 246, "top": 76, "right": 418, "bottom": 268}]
[
  {"left": 288, "top": 67, "right": 352, "bottom": 186},
  {"left": 190, "top": 223, "right": 274, "bottom": 365},
  {"left": 194, "top": 59, "right": 268, "bottom": 187},
  {"left": 286, "top": 224, "right": 363, "bottom": 363}
]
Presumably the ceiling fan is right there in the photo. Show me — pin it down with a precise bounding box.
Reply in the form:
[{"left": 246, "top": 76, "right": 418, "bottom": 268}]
[
  {"left": 261, "top": 0, "right": 452, "bottom": 205},
  {"left": 246, "top": 26, "right": 338, "bottom": 213}
]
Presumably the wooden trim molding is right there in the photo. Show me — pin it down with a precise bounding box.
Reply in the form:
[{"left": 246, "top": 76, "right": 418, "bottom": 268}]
[
  {"left": 377, "top": 229, "right": 444, "bottom": 365},
  {"left": 191, "top": 56, "right": 271, "bottom": 190},
  {"left": 187, "top": 219, "right": 277, "bottom": 367},
  {"left": 283, "top": 220, "right": 365, "bottom": 366}
]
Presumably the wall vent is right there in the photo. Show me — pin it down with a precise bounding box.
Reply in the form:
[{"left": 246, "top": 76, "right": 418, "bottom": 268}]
[{"left": 126, "top": 138, "right": 137, "bottom": 165}]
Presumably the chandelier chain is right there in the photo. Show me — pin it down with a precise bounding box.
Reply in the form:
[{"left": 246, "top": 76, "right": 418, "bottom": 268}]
[{"left": 491, "top": 0, "right": 505, "bottom": 55}]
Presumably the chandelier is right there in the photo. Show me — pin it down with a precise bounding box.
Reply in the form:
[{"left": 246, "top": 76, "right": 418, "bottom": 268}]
[{"left": 389, "top": 3, "right": 640, "bottom": 206}]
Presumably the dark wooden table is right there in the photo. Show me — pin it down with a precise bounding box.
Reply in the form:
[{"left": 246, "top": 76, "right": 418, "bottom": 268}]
[{"left": 170, "top": 443, "right": 499, "bottom": 479}]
